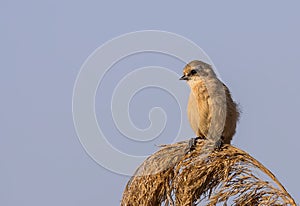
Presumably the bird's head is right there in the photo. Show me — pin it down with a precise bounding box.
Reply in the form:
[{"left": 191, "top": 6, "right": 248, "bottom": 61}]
[{"left": 179, "top": 60, "right": 216, "bottom": 83}]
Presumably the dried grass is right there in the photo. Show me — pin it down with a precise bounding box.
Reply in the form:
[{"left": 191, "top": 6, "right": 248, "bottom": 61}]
[{"left": 121, "top": 139, "right": 296, "bottom": 206}]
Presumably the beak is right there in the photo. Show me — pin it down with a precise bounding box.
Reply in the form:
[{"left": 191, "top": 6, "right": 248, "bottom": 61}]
[{"left": 179, "top": 75, "right": 188, "bottom": 80}]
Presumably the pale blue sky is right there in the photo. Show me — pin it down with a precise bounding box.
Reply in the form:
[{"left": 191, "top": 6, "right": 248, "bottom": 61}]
[{"left": 1, "top": 1, "right": 299, "bottom": 205}]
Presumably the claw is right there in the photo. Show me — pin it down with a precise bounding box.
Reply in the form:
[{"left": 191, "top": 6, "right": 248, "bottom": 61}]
[
  {"left": 214, "top": 138, "right": 223, "bottom": 150},
  {"left": 188, "top": 138, "right": 197, "bottom": 151}
]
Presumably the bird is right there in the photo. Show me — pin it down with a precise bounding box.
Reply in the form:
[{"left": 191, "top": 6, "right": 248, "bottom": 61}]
[{"left": 180, "top": 60, "right": 239, "bottom": 150}]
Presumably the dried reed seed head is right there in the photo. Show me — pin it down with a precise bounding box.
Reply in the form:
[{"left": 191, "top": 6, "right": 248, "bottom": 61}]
[{"left": 121, "top": 140, "right": 296, "bottom": 206}]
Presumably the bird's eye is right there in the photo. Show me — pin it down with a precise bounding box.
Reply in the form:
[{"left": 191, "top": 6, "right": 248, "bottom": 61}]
[{"left": 190, "top": 69, "right": 197, "bottom": 75}]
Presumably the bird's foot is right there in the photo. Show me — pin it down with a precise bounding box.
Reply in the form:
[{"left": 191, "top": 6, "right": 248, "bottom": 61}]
[
  {"left": 214, "top": 138, "right": 223, "bottom": 150},
  {"left": 188, "top": 136, "right": 206, "bottom": 152}
]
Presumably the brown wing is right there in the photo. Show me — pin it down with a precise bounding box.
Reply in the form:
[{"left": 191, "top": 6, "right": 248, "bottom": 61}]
[{"left": 222, "top": 84, "right": 240, "bottom": 144}]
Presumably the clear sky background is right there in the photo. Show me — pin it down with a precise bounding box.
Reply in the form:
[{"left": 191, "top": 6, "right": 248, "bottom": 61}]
[{"left": 1, "top": 1, "right": 299, "bottom": 205}]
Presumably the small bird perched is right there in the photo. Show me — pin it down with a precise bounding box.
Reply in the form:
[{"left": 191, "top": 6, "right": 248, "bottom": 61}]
[{"left": 180, "top": 60, "right": 239, "bottom": 150}]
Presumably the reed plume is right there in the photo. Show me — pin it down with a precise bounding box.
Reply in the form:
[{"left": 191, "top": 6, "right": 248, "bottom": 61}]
[{"left": 121, "top": 139, "right": 296, "bottom": 206}]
